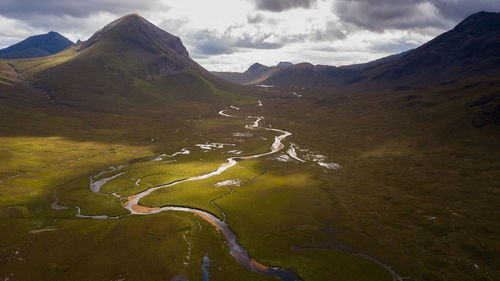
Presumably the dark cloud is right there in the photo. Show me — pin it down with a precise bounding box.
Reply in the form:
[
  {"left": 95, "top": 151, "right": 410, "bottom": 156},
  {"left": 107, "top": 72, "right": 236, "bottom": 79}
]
[
  {"left": 255, "top": 0, "right": 317, "bottom": 12},
  {"left": 247, "top": 14, "right": 264, "bottom": 24},
  {"left": 0, "top": 0, "right": 167, "bottom": 46},
  {"left": 433, "top": 0, "right": 500, "bottom": 21},
  {"left": 186, "top": 28, "right": 283, "bottom": 56},
  {"left": 333, "top": 0, "right": 447, "bottom": 31},
  {"left": 311, "top": 21, "right": 347, "bottom": 41},
  {"left": 246, "top": 13, "right": 279, "bottom": 26},
  {"left": 187, "top": 30, "right": 235, "bottom": 55},
  {"left": 333, "top": 0, "right": 500, "bottom": 32},
  {"left": 188, "top": 16, "right": 348, "bottom": 57},
  {"left": 0, "top": 0, "right": 158, "bottom": 19}
]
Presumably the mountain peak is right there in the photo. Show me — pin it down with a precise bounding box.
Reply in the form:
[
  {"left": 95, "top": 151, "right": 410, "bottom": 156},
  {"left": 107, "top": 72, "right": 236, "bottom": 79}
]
[
  {"left": 78, "top": 13, "right": 201, "bottom": 77},
  {"left": 0, "top": 31, "right": 74, "bottom": 59},
  {"left": 277, "top": 61, "right": 293, "bottom": 67},
  {"left": 82, "top": 13, "right": 189, "bottom": 59},
  {"left": 123, "top": 13, "right": 141, "bottom": 18},
  {"left": 109, "top": 13, "right": 147, "bottom": 27},
  {"left": 245, "top": 63, "right": 269, "bottom": 73},
  {"left": 452, "top": 11, "right": 500, "bottom": 34}
]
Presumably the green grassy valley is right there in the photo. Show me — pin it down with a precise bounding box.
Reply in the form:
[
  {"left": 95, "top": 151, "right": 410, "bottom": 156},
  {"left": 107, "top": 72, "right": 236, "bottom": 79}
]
[{"left": 0, "top": 11, "right": 499, "bottom": 281}]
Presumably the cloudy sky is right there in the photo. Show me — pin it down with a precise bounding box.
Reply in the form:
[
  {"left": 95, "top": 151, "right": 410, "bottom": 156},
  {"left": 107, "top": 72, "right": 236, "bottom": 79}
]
[{"left": 0, "top": 0, "right": 498, "bottom": 71}]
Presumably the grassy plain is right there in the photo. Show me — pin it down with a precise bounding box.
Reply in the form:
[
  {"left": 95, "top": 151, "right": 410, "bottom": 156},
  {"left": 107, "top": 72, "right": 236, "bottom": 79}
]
[{"left": 257, "top": 79, "right": 500, "bottom": 281}]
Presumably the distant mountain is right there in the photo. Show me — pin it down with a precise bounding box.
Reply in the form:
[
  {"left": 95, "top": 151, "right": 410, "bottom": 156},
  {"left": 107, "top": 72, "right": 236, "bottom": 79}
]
[
  {"left": 259, "top": 11, "right": 500, "bottom": 88},
  {"left": 212, "top": 61, "right": 293, "bottom": 85},
  {"left": 262, "top": 62, "right": 357, "bottom": 86},
  {"left": 0, "top": 31, "right": 74, "bottom": 59},
  {"left": 277, "top": 61, "right": 293, "bottom": 67}
]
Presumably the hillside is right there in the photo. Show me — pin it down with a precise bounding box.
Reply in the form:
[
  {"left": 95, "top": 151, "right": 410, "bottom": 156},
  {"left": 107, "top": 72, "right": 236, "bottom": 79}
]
[
  {"left": 0, "top": 13, "right": 255, "bottom": 144},
  {"left": 7, "top": 15, "right": 252, "bottom": 108},
  {"left": 0, "top": 31, "right": 74, "bottom": 59},
  {"left": 363, "top": 11, "right": 500, "bottom": 86},
  {"left": 259, "top": 11, "right": 500, "bottom": 89}
]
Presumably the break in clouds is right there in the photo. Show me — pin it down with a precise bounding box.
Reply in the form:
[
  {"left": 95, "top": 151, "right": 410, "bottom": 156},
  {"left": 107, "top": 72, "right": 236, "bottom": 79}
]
[{"left": 0, "top": 0, "right": 499, "bottom": 71}]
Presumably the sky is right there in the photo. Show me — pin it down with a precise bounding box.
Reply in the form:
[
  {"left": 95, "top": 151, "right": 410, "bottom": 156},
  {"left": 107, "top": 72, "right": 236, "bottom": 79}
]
[{"left": 0, "top": 0, "right": 498, "bottom": 72}]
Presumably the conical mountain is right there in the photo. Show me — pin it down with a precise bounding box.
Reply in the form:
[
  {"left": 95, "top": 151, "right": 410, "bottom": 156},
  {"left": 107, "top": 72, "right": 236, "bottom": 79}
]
[
  {"left": 77, "top": 14, "right": 203, "bottom": 76},
  {"left": 31, "top": 14, "right": 244, "bottom": 110},
  {"left": 245, "top": 63, "right": 270, "bottom": 74},
  {"left": 213, "top": 62, "right": 294, "bottom": 85}
]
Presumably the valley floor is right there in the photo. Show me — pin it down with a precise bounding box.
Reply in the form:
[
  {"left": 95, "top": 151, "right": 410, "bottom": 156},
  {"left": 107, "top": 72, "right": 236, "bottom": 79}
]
[{"left": 1, "top": 80, "right": 499, "bottom": 281}]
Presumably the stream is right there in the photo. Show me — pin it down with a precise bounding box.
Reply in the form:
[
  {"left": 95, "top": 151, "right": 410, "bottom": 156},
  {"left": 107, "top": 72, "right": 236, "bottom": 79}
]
[
  {"left": 52, "top": 104, "right": 404, "bottom": 281},
  {"left": 121, "top": 110, "right": 300, "bottom": 280},
  {"left": 52, "top": 105, "right": 301, "bottom": 280}
]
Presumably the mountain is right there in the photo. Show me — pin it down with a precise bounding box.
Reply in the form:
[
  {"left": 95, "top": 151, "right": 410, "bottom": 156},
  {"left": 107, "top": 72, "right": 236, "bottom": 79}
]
[
  {"left": 212, "top": 61, "right": 293, "bottom": 85},
  {"left": 0, "top": 31, "right": 74, "bottom": 59},
  {"left": 79, "top": 13, "right": 199, "bottom": 75},
  {"left": 0, "top": 13, "right": 254, "bottom": 143},
  {"left": 363, "top": 11, "right": 500, "bottom": 85},
  {"left": 339, "top": 51, "right": 409, "bottom": 71},
  {"left": 261, "top": 62, "right": 357, "bottom": 86},
  {"left": 277, "top": 61, "right": 293, "bottom": 67},
  {"left": 259, "top": 11, "right": 500, "bottom": 88},
  {"left": 23, "top": 14, "right": 250, "bottom": 111}
]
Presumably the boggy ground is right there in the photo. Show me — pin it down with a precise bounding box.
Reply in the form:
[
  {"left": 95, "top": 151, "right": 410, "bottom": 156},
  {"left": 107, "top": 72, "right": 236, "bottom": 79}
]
[
  {"left": 0, "top": 100, "right": 394, "bottom": 281},
  {"left": 257, "top": 79, "right": 500, "bottom": 281},
  {"left": 1, "top": 62, "right": 499, "bottom": 280}
]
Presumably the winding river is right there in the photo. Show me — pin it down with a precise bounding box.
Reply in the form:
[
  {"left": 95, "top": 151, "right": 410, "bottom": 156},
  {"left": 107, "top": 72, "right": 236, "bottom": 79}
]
[
  {"left": 53, "top": 103, "right": 405, "bottom": 281},
  {"left": 54, "top": 105, "right": 301, "bottom": 280},
  {"left": 120, "top": 112, "right": 300, "bottom": 280}
]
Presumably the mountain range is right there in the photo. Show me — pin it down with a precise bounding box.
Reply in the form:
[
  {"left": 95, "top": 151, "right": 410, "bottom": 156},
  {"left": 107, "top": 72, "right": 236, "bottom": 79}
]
[
  {"left": 4, "top": 11, "right": 499, "bottom": 92},
  {"left": 214, "top": 11, "right": 500, "bottom": 90}
]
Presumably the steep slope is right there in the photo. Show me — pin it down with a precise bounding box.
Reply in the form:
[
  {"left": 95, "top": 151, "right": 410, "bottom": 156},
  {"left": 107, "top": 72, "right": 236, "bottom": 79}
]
[
  {"left": 0, "top": 14, "right": 254, "bottom": 144},
  {"left": 0, "top": 31, "right": 74, "bottom": 59},
  {"left": 339, "top": 51, "right": 408, "bottom": 71},
  {"left": 260, "top": 11, "right": 500, "bottom": 89},
  {"left": 365, "top": 11, "right": 500, "bottom": 86},
  {"left": 78, "top": 13, "right": 200, "bottom": 76},
  {"left": 25, "top": 14, "right": 251, "bottom": 111}
]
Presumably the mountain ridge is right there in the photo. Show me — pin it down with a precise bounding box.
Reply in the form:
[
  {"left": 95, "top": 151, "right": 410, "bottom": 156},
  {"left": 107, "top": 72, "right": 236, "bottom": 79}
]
[
  {"left": 212, "top": 61, "right": 294, "bottom": 85},
  {"left": 0, "top": 31, "right": 74, "bottom": 59},
  {"left": 213, "top": 11, "right": 500, "bottom": 90}
]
